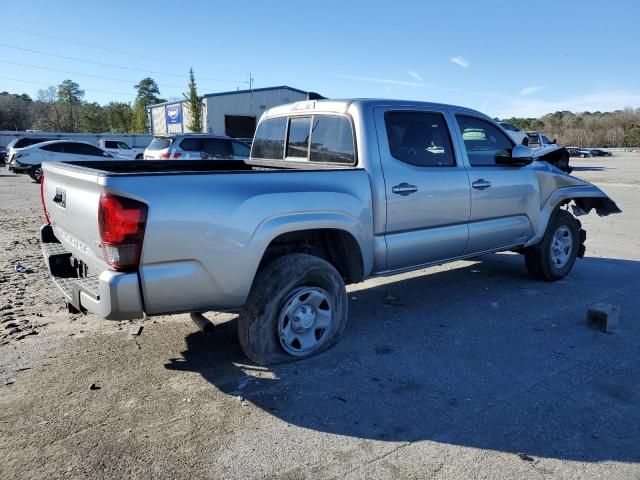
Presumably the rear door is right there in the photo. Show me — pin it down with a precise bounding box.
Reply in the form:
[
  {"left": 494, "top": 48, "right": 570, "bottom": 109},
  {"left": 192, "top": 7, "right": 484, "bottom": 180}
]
[
  {"left": 376, "top": 107, "right": 471, "bottom": 271},
  {"left": 452, "top": 114, "right": 538, "bottom": 253}
]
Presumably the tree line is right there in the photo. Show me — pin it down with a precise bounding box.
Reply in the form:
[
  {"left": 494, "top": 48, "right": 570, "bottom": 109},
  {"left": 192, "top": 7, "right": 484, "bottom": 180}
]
[
  {"left": 0, "top": 71, "right": 203, "bottom": 134},
  {"left": 500, "top": 109, "right": 640, "bottom": 148}
]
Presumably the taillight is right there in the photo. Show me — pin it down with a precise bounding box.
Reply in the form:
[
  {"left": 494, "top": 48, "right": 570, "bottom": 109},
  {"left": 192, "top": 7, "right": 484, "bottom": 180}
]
[
  {"left": 172, "top": 152, "right": 181, "bottom": 159},
  {"left": 98, "top": 193, "right": 148, "bottom": 271},
  {"left": 159, "top": 151, "right": 181, "bottom": 159},
  {"left": 40, "top": 175, "right": 51, "bottom": 224},
  {"left": 160, "top": 152, "right": 170, "bottom": 159}
]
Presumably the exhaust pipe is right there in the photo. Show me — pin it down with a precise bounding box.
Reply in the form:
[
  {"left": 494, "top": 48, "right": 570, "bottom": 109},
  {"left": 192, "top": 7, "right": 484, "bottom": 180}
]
[{"left": 190, "top": 312, "right": 215, "bottom": 335}]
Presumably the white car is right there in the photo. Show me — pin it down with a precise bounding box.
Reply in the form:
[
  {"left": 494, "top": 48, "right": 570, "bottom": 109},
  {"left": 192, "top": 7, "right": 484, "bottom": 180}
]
[
  {"left": 499, "top": 122, "right": 529, "bottom": 145},
  {"left": 6, "top": 140, "right": 124, "bottom": 183},
  {"left": 97, "top": 139, "right": 145, "bottom": 159}
]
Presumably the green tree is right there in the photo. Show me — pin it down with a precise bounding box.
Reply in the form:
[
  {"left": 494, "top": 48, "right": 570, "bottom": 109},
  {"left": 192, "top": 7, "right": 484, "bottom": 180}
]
[
  {"left": 623, "top": 127, "right": 640, "bottom": 147},
  {"left": 130, "top": 99, "right": 148, "bottom": 133},
  {"left": 183, "top": 68, "right": 202, "bottom": 132},
  {"left": 79, "top": 102, "right": 107, "bottom": 133},
  {"left": 105, "top": 102, "right": 132, "bottom": 133},
  {"left": 134, "top": 77, "right": 164, "bottom": 107},
  {"left": 57, "top": 79, "right": 84, "bottom": 132}
]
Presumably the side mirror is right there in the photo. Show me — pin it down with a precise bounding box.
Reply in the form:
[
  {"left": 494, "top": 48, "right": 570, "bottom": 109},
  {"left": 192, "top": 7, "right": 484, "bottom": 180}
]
[
  {"left": 496, "top": 145, "right": 533, "bottom": 166},
  {"left": 522, "top": 136, "right": 529, "bottom": 146},
  {"left": 552, "top": 138, "right": 557, "bottom": 144}
]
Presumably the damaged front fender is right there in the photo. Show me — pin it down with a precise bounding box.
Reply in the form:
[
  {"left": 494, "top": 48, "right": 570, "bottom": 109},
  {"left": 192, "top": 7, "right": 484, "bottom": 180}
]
[{"left": 572, "top": 196, "right": 622, "bottom": 217}]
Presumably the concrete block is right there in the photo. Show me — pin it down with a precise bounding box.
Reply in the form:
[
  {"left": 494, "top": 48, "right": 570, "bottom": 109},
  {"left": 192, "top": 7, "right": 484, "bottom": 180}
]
[{"left": 587, "top": 303, "right": 620, "bottom": 333}]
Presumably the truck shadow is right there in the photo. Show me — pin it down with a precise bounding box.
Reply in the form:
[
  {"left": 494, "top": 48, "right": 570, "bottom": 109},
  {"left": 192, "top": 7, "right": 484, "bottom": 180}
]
[
  {"left": 572, "top": 166, "right": 608, "bottom": 172},
  {"left": 165, "top": 253, "right": 640, "bottom": 462}
]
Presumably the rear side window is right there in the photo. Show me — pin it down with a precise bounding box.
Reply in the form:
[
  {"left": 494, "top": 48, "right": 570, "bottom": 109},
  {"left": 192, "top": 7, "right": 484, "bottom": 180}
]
[
  {"left": 179, "top": 138, "right": 203, "bottom": 152},
  {"left": 117, "top": 142, "right": 131, "bottom": 149},
  {"left": 252, "top": 117, "right": 287, "bottom": 160},
  {"left": 147, "top": 138, "right": 172, "bottom": 150},
  {"left": 41, "top": 143, "right": 64, "bottom": 153},
  {"left": 202, "top": 139, "right": 232, "bottom": 159},
  {"left": 286, "top": 117, "right": 311, "bottom": 159},
  {"left": 309, "top": 116, "right": 355, "bottom": 164},
  {"left": 384, "top": 111, "right": 455, "bottom": 167}
]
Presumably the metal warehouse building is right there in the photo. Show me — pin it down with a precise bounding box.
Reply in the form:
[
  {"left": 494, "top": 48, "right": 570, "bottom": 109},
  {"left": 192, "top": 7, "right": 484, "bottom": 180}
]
[{"left": 148, "top": 86, "right": 322, "bottom": 138}]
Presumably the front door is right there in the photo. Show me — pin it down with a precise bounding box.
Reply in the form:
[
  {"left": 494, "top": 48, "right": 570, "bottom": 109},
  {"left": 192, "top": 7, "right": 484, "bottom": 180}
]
[
  {"left": 376, "top": 108, "right": 471, "bottom": 271},
  {"left": 452, "top": 114, "right": 538, "bottom": 253}
]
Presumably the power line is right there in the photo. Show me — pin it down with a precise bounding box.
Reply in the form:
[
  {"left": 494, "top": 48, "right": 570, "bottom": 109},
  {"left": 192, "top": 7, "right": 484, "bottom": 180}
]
[
  {"left": 0, "top": 25, "right": 248, "bottom": 76},
  {"left": 0, "top": 42, "right": 248, "bottom": 85},
  {"left": 0, "top": 59, "right": 206, "bottom": 91},
  {"left": 0, "top": 75, "right": 135, "bottom": 97}
]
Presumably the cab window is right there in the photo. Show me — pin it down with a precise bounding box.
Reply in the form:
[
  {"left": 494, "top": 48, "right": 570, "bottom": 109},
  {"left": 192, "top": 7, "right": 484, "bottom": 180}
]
[{"left": 385, "top": 111, "right": 455, "bottom": 167}]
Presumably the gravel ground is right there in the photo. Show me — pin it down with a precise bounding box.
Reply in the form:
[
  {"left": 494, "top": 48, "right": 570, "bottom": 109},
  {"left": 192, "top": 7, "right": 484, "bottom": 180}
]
[{"left": 0, "top": 155, "right": 639, "bottom": 479}]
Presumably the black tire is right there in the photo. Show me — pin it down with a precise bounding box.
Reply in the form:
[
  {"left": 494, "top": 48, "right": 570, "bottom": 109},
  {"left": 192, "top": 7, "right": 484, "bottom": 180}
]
[
  {"left": 525, "top": 210, "right": 580, "bottom": 281},
  {"left": 29, "top": 165, "right": 43, "bottom": 183},
  {"left": 238, "top": 253, "right": 348, "bottom": 365},
  {"left": 135, "top": 154, "right": 143, "bottom": 159}
]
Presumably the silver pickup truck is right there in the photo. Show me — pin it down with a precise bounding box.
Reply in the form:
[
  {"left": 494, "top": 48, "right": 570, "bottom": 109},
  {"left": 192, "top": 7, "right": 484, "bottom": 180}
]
[{"left": 40, "top": 99, "right": 620, "bottom": 364}]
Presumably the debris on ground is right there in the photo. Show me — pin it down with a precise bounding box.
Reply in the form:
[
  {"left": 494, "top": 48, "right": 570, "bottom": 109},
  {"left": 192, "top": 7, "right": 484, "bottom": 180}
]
[
  {"left": 129, "top": 325, "right": 144, "bottom": 336},
  {"left": 587, "top": 303, "right": 620, "bottom": 333},
  {"left": 88, "top": 383, "right": 100, "bottom": 391},
  {"left": 517, "top": 453, "right": 534, "bottom": 462},
  {"left": 383, "top": 293, "right": 403, "bottom": 307},
  {"left": 14, "top": 263, "right": 33, "bottom": 274}
]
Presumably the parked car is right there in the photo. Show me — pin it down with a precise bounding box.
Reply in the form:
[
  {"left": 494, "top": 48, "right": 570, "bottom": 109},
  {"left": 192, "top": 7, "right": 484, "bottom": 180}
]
[
  {"left": 526, "top": 132, "right": 557, "bottom": 148},
  {"left": 97, "top": 139, "right": 145, "bottom": 159},
  {"left": 0, "top": 146, "right": 6, "bottom": 164},
  {"left": 499, "top": 122, "right": 529, "bottom": 145},
  {"left": 6, "top": 140, "right": 122, "bottom": 183},
  {"left": 40, "top": 99, "right": 620, "bottom": 364},
  {"left": 5, "top": 136, "right": 51, "bottom": 164},
  {"left": 567, "top": 148, "right": 593, "bottom": 158},
  {"left": 588, "top": 148, "right": 612, "bottom": 157},
  {"left": 143, "top": 134, "right": 250, "bottom": 160}
]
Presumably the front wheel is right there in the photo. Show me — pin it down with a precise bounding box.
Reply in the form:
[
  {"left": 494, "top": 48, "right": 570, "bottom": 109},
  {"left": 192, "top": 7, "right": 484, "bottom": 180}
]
[
  {"left": 29, "top": 165, "right": 43, "bottom": 183},
  {"left": 525, "top": 210, "right": 580, "bottom": 281},
  {"left": 238, "top": 254, "right": 348, "bottom": 365}
]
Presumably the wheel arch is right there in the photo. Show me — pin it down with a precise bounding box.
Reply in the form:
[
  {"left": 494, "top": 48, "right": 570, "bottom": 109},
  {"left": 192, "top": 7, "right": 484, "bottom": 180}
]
[{"left": 248, "top": 213, "right": 372, "bottom": 284}]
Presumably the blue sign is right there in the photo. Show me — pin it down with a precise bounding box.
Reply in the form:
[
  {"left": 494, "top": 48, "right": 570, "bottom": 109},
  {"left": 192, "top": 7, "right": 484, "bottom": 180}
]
[{"left": 166, "top": 105, "right": 182, "bottom": 125}]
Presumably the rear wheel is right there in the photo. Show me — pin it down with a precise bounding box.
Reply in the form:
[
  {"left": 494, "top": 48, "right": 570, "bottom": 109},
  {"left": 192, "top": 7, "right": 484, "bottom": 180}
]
[
  {"left": 238, "top": 254, "right": 348, "bottom": 365},
  {"left": 525, "top": 210, "right": 580, "bottom": 281},
  {"left": 29, "top": 165, "right": 43, "bottom": 183}
]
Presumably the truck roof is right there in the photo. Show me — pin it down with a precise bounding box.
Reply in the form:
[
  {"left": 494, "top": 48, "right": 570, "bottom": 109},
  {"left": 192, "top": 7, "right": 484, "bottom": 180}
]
[{"left": 263, "top": 98, "right": 492, "bottom": 121}]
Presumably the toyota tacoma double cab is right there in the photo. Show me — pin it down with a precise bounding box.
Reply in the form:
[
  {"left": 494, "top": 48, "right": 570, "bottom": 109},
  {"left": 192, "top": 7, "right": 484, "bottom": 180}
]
[{"left": 39, "top": 99, "right": 620, "bottom": 364}]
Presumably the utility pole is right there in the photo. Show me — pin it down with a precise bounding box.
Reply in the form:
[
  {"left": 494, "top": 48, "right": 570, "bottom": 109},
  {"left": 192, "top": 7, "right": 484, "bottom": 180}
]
[{"left": 248, "top": 72, "right": 254, "bottom": 113}]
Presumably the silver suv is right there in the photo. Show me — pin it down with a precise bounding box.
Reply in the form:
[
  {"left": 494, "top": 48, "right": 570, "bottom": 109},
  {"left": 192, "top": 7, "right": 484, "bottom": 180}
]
[{"left": 143, "top": 134, "right": 250, "bottom": 160}]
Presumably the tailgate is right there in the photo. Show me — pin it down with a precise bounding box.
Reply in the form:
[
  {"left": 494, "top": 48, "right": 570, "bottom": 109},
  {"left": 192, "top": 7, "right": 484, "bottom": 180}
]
[{"left": 42, "top": 162, "right": 106, "bottom": 271}]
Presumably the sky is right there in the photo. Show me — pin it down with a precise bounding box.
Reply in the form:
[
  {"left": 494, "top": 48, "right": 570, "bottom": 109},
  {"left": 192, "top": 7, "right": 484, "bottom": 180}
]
[{"left": 1, "top": 0, "right": 639, "bottom": 118}]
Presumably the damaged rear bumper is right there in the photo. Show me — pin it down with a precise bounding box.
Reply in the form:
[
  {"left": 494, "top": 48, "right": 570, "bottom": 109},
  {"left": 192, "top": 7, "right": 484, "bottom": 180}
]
[{"left": 40, "top": 224, "right": 144, "bottom": 320}]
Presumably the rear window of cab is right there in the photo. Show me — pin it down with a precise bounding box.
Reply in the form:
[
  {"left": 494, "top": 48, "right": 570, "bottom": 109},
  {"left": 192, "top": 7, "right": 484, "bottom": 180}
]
[{"left": 251, "top": 115, "right": 355, "bottom": 165}]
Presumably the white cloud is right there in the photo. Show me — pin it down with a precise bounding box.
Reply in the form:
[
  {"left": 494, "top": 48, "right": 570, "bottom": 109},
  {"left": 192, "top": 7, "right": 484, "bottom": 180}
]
[
  {"left": 520, "top": 86, "right": 545, "bottom": 96},
  {"left": 407, "top": 70, "right": 423, "bottom": 81},
  {"left": 450, "top": 56, "right": 469, "bottom": 68},
  {"left": 337, "top": 74, "right": 429, "bottom": 88}
]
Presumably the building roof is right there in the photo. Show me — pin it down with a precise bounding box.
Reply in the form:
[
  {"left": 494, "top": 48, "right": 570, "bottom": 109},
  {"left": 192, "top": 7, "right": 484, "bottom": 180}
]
[{"left": 148, "top": 86, "right": 311, "bottom": 108}]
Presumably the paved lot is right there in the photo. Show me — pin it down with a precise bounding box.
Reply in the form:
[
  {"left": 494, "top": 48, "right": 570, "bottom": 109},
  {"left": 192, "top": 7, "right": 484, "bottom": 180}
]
[{"left": 1, "top": 155, "right": 639, "bottom": 479}]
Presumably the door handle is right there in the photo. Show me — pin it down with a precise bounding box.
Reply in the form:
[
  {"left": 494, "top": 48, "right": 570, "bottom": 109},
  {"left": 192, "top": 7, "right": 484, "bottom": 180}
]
[
  {"left": 472, "top": 179, "right": 492, "bottom": 190},
  {"left": 392, "top": 183, "right": 418, "bottom": 196}
]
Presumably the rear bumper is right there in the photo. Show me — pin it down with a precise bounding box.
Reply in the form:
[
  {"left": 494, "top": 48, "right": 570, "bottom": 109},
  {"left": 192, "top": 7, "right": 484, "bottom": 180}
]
[{"left": 41, "top": 224, "right": 144, "bottom": 320}]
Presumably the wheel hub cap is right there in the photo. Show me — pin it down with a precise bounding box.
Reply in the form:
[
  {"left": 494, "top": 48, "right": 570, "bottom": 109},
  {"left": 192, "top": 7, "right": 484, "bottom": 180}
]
[{"left": 292, "top": 304, "right": 316, "bottom": 331}]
